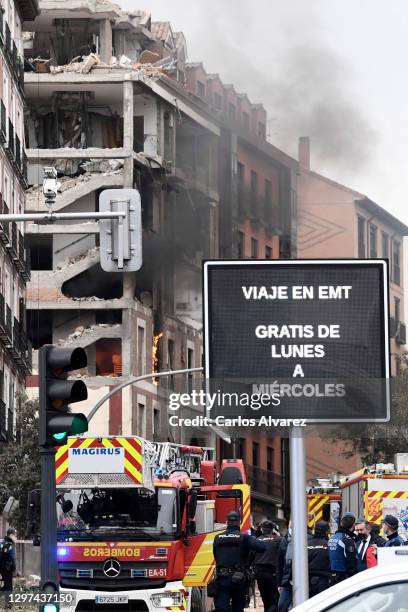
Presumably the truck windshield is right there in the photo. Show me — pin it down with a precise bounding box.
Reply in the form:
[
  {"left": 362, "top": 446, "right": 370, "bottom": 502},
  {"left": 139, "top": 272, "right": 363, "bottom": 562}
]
[{"left": 56, "top": 487, "right": 178, "bottom": 540}]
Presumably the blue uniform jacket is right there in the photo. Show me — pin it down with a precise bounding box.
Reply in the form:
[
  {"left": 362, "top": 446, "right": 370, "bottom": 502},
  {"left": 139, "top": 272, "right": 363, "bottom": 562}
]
[{"left": 328, "top": 527, "right": 357, "bottom": 576}]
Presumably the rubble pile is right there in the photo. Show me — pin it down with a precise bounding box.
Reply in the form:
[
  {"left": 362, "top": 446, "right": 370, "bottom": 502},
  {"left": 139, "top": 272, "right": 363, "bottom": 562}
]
[
  {"left": 47, "top": 52, "right": 165, "bottom": 81},
  {"left": 57, "top": 323, "right": 121, "bottom": 345}
]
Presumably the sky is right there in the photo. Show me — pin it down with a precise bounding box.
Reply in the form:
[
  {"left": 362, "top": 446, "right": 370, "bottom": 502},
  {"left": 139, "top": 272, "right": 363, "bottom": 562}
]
[{"left": 120, "top": 0, "right": 408, "bottom": 225}]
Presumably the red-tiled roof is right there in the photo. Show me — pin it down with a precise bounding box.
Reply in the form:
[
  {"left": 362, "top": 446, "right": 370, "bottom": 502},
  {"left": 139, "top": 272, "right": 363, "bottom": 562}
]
[{"left": 151, "top": 21, "right": 172, "bottom": 43}]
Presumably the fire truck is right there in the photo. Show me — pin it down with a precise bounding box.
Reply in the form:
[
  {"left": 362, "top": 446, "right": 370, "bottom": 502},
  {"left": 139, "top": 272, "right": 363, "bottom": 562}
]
[
  {"left": 54, "top": 436, "right": 251, "bottom": 612},
  {"left": 341, "top": 454, "right": 408, "bottom": 536},
  {"left": 307, "top": 476, "right": 341, "bottom": 534}
]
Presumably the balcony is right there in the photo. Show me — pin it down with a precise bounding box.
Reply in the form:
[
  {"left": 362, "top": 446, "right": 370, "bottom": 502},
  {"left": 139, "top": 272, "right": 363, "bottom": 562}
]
[
  {"left": 0, "top": 400, "right": 6, "bottom": 442},
  {"left": 5, "top": 23, "right": 10, "bottom": 60},
  {"left": 21, "top": 151, "right": 28, "bottom": 188},
  {"left": 0, "top": 200, "right": 10, "bottom": 247},
  {"left": 6, "top": 119, "right": 15, "bottom": 161},
  {"left": 0, "top": 295, "right": 5, "bottom": 341},
  {"left": 14, "top": 134, "right": 21, "bottom": 173},
  {"left": 247, "top": 465, "right": 284, "bottom": 502},
  {"left": 5, "top": 221, "right": 18, "bottom": 260},
  {"left": 9, "top": 318, "right": 21, "bottom": 359},
  {"left": 12, "top": 41, "right": 18, "bottom": 77},
  {"left": 0, "top": 100, "right": 6, "bottom": 144}
]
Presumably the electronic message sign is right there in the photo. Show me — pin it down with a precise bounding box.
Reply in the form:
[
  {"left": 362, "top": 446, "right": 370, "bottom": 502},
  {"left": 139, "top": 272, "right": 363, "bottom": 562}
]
[{"left": 203, "top": 260, "right": 390, "bottom": 422}]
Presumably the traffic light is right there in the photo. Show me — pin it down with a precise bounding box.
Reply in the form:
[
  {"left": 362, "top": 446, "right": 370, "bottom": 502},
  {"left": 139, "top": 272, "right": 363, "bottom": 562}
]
[{"left": 39, "top": 345, "right": 88, "bottom": 447}]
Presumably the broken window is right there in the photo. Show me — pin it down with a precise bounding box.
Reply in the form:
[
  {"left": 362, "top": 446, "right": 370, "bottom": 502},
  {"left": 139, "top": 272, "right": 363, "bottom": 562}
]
[
  {"left": 95, "top": 338, "right": 122, "bottom": 377},
  {"left": 27, "top": 310, "right": 53, "bottom": 349},
  {"left": 95, "top": 311, "right": 122, "bottom": 325},
  {"left": 27, "top": 234, "right": 53, "bottom": 270}
]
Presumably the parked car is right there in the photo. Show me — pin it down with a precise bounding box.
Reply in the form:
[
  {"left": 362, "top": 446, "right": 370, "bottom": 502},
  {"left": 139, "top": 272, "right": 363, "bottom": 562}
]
[{"left": 292, "top": 563, "right": 408, "bottom": 611}]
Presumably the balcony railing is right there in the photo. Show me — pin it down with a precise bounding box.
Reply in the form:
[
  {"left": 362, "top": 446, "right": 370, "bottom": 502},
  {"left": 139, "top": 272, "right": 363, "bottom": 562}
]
[
  {"left": 5, "top": 23, "right": 10, "bottom": 59},
  {"left": 0, "top": 400, "right": 6, "bottom": 441},
  {"left": 15, "top": 134, "right": 21, "bottom": 170},
  {"left": 247, "top": 465, "right": 284, "bottom": 500},
  {"left": 5, "top": 305, "right": 12, "bottom": 340},
  {"left": 22, "top": 150, "right": 28, "bottom": 188},
  {"left": 12, "top": 41, "right": 18, "bottom": 76},
  {"left": 7, "top": 118, "right": 14, "bottom": 159},
  {"left": 0, "top": 200, "right": 10, "bottom": 247},
  {"left": 0, "top": 100, "right": 6, "bottom": 144},
  {"left": 6, "top": 221, "right": 18, "bottom": 260}
]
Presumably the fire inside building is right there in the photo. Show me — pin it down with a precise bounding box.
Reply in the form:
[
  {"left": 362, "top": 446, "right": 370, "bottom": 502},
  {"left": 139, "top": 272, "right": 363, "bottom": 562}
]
[{"left": 22, "top": 1, "right": 297, "bottom": 520}]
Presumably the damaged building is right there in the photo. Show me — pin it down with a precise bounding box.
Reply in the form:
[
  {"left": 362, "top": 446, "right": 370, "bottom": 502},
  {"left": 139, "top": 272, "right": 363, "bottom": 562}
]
[
  {"left": 23, "top": 1, "right": 298, "bottom": 520},
  {"left": 0, "top": 0, "right": 38, "bottom": 440}
]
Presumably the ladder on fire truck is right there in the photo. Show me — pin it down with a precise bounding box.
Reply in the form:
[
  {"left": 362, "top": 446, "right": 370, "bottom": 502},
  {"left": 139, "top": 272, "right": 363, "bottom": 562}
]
[{"left": 143, "top": 440, "right": 215, "bottom": 482}]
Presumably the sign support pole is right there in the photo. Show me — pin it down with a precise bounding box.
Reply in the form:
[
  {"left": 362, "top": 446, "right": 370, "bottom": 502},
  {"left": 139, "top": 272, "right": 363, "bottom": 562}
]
[{"left": 290, "top": 426, "right": 309, "bottom": 606}]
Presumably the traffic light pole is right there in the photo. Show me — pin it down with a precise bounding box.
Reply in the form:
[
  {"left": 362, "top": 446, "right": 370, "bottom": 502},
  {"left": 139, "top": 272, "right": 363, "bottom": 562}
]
[{"left": 40, "top": 447, "right": 58, "bottom": 595}]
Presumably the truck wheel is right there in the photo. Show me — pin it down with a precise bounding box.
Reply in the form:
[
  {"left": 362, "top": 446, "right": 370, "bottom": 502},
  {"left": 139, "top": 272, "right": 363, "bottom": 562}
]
[{"left": 191, "top": 587, "right": 206, "bottom": 612}]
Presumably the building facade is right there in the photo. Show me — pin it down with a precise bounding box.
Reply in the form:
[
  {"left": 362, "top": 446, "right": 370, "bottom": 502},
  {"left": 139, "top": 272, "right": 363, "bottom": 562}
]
[
  {"left": 0, "top": 0, "right": 38, "bottom": 439},
  {"left": 23, "top": 3, "right": 297, "bottom": 521},
  {"left": 297, "top": 137, "right": 407, "bottom": 479}
]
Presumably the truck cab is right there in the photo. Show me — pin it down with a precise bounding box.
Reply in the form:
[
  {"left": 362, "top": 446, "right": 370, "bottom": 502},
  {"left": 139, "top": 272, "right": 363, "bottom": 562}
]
[{"left": 52, "top": 437, "right": 250, "bottom": 612}]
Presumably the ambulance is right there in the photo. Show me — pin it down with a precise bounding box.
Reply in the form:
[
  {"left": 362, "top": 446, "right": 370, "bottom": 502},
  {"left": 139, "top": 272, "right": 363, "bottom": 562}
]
[
  {"left": 54, "top": 436, "right": 251, "bottom": 611},
  {"left": 341, "top": 454, "right": 408, "bottom": 536}
]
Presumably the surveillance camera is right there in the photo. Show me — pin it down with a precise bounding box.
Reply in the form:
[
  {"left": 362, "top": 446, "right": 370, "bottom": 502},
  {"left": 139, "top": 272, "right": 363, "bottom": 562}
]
[{"left": 42, "top": 166, "right": 59, "bottom": 203}]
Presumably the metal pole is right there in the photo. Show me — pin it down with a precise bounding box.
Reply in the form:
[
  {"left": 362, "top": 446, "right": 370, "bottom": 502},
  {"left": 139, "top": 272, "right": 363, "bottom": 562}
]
[
  {"left": 40, "top": 447, "right": 58, "bottom": 592},
  {"left": 87, "top": 367, "right": 204, "bottom": 422},
  {"left": 289, "top": 427, "right": 309, "bottom": 606},
  {"left": 0, "top": 212, "right": 126, "bottom": 222}
]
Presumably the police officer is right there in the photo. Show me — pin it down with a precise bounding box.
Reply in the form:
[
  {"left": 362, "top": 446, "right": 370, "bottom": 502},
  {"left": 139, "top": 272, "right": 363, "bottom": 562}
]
[
  {"left": 213, "top": 511, "right": 266, "bottom": 612},
  {"left": 253, "top": 520, "right": 281, "bottom": 612},
  {"left": 308, "top": 521, "right": 330, "bottom": 596},
  {"left": 0, "top": 528, "right": 16, "bottom": 609},
  {"left": 328, "top": 513, "right": 357, "bottom": 583},
  {"left": 382, "top": 515, "right": 405, "bottom": 547}
]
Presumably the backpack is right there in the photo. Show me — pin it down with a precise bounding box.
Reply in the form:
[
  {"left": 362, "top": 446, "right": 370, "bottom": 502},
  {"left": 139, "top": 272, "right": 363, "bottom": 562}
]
[{"left": 0, "top": 540, "right": 15, "bottom": 573}]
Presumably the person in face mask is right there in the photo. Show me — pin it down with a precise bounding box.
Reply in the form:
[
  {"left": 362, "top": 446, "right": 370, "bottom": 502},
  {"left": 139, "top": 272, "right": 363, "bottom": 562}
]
[
  {"left": 355, "top": 519, "right": 373, "bottom": 571},
  {"left": 382, "top": 515, "right": 405, "bottom": 547},
  {"left": 0, "top": 528, "right": 17, "bottom": 609}
]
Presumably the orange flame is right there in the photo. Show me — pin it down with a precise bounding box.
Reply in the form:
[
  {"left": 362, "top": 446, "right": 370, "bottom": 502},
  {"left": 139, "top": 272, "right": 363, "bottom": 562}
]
[{"left": 152, "top": 332, "right": 163, "bottom": 385}]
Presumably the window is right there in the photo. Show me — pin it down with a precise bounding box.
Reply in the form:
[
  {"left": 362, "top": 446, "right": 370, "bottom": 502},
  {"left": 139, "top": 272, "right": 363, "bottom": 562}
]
[
  {"left": 265, "top": 245, "right": 272, "bottom": 259},
  {"left": 258, "top": 122, "right": 266, "bottom": 138},
  {"left": 393, "top": 240, "right": 401, "bottom": 285},
  {"left": 187, "top": 347, "right": 194, "bottom": 393},
  {"left": 237, "top": 231, "right": 245, "bottom": 258},
  {"left": 264, "top": 178, "right": 272, "bottom": 221},
  {"left": 252, "top": 442, "right": 259, "bottom": 466},
  {"left": 369, "top": 224, "right": 377, "bottom": 257},
  {"left": 267, "top": 447, "right": 274, "bottom": 472},
  {"left": 242, "top": 112, "right": 249, "bottom": 129},
  {"left": 214, "top": 92, "right": 222, "bottom": 109},
  {"left": 138, "top": 403, "right": 146, "bottom": 438},
  {"left": 250, "top": 170, "right": 258, "bottom": 215},
  {"left": 228, "top": 103, "right": 236, "bottom": 120},
  {"left": 250, "top": 238, "right": 258, "bottom": 259},
  {"left": 237, "top": 162, "right": 245, "bottom": 215},
  {"left": 357, "top": 215, "right": 365, "bottom": 258},
  {"left": 153, "top": 408, "right": 160, "bottom": 438},
  {"left": 168, "top": 339, "right": 175, "bottom": 388},
  {"left": 382, "top": 232, "right": 389, "bottom": 259},
  {"left": 137, "top": 325, "right": 145, "bottom": 376},
  {"left": 395, "top": 297, "right": 400, "bottom": 324},
  {"left": 197, "top": 80, "right": 205, "bottom": 98},
  {"left": 322, "top": 581, "right": 408, "bottom": 611}
]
